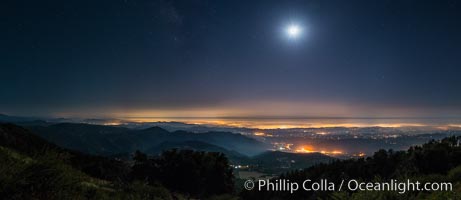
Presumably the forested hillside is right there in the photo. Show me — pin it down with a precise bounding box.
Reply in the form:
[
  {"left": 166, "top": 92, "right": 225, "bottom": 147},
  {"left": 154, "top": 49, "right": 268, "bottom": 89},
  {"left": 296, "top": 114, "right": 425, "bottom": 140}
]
[{"left": 0, "top": 123, "right": 235, "bottom": 200}]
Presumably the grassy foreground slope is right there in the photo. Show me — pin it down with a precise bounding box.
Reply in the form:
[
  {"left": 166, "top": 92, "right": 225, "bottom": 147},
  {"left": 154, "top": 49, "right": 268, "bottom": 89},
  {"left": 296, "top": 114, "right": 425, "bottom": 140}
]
[
  {"left": 0, "top": 123, "right": 174, "bottom": 200},
  {"left": 0, "top": 146, "right": 173, "bottom": 200}
]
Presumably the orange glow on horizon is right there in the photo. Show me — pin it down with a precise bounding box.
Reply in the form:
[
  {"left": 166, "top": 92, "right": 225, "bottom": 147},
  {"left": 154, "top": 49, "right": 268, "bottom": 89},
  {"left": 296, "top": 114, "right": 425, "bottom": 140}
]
[{"left": 117, "top": 117, "right": 429, "bottom": 129}]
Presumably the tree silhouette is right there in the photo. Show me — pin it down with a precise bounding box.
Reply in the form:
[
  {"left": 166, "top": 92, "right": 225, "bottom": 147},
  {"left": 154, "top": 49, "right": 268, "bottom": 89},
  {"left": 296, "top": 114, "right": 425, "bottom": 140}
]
[{"left": 131, "top": 149, "right": 234, "bottom": 198}]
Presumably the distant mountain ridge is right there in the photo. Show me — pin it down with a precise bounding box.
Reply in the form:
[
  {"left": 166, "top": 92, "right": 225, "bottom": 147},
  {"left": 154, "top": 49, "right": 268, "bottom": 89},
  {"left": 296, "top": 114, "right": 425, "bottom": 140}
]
[
  {"left": 0, "top": 113, "right": 39, "bottom": 123},
  {"left": 27, "top": 123, "right": 270, "bottom": 157},
  {"left": 4, "top": 122, "right": 334, "bottom": 173}
]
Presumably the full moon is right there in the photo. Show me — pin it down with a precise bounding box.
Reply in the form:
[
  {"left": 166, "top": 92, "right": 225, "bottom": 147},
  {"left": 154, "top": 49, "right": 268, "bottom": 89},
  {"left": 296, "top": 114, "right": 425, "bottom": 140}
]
[{"left": 285, "top": 24, "right": 302, "bottom": 39}]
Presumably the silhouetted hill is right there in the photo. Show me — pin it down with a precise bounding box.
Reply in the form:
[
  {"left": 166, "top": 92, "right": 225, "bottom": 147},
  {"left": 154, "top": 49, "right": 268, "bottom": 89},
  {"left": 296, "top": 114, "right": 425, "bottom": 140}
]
[
  {"left": 0, "top": 123, "right": 130, "bottom": 181},
  {"left": 0, "top": 113, "right": 40, "bottom": 123},
  {"left": 146, "top": 140, "right": 250, "bottom": 163},
  {"left": 29, "top": 123, "right": 133, "bottom": 155},
  {"left": 28, "top": 123, "right": 269, "bottom": 156}
]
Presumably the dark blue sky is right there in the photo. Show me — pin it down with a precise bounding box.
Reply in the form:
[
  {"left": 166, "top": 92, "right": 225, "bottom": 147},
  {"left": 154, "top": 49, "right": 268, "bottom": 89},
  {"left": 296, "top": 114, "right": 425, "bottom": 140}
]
[{"left": 1, "top": 0, "right": 461, "bottom": 118}]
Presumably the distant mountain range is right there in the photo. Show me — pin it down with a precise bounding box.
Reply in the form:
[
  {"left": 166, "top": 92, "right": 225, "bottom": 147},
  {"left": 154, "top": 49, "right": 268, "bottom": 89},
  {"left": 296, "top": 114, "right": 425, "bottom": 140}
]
[
  {"left": 26, "top": 123, "right": 269, "bottom": 157},
  {"left": 1, "top": 114, "right": 334, "bottom": 171},
  {"left": 3, "top": 121, "right": 332, "bottom": 170},
  {"left": 0, "top": 113, "right": 39, "bottom": 123}
]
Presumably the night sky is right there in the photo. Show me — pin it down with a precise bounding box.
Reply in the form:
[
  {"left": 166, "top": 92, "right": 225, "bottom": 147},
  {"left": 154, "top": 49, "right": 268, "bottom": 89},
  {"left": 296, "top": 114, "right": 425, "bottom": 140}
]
[{"left": 1, "top": 0, "right": 461, "bottom": 118}]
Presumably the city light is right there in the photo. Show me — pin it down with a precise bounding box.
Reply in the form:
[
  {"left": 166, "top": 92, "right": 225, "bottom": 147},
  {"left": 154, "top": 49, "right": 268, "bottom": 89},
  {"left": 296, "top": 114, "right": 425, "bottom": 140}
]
[{"left": 295, "top": 146, "right": 343, "bottom": 155}]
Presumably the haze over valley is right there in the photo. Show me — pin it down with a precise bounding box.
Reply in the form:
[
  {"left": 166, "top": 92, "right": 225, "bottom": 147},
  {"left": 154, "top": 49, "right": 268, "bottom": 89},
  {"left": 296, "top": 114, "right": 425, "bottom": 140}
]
[{"left": 2, "top": 113, "right": 461, "bottom": 176}]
